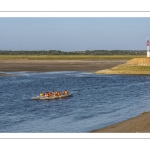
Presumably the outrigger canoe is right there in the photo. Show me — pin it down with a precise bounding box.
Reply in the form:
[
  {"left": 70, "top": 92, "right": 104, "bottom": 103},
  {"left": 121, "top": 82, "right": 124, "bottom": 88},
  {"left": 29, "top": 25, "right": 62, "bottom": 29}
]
[{"left": 31, "top": 93, "right": 73, "bottom": 100}]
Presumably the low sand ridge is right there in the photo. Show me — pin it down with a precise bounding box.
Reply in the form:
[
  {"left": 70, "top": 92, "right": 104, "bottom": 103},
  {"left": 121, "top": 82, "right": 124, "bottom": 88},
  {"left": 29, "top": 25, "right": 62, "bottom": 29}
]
[{"left": 95, "top": 58, "right": 150, "bottom": 75}]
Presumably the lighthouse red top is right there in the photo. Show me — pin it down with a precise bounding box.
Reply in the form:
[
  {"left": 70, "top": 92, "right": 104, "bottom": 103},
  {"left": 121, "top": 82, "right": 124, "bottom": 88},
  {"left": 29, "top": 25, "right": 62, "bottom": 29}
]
[{"left": 146, "top": 40, "right": 150, "bottom": 46}]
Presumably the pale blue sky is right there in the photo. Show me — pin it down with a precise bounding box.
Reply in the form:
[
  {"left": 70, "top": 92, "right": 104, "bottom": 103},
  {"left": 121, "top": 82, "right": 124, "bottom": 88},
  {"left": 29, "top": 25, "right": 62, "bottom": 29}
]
[{"left": 0, "top": 17, "right": 150, "bottom": 51}]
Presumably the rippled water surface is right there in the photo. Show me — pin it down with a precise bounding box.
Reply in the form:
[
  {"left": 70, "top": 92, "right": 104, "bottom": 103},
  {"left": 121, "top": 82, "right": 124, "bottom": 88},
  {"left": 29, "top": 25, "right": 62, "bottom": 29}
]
[{"left": 0, "top": 71, "right": 150, "bottom": 132}]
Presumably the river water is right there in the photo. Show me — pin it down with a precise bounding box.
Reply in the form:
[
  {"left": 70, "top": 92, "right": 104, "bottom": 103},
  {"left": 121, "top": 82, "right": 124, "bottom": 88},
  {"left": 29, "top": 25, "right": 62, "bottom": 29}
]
[{"left": 0, "top": 71, "right": 150, "bottom": 133}]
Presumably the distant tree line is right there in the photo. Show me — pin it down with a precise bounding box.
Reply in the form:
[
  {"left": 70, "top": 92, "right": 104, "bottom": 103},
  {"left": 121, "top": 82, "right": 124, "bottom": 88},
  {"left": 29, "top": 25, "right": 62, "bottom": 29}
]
[{"left": 0, "top": 50, "right": 146, "bottom": 55}]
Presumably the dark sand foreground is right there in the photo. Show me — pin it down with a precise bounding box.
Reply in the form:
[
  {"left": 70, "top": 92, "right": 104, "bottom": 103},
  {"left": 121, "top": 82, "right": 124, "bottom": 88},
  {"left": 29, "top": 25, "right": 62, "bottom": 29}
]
[{"left": 91, "top": 112, "right": 150, "bottom": 133}]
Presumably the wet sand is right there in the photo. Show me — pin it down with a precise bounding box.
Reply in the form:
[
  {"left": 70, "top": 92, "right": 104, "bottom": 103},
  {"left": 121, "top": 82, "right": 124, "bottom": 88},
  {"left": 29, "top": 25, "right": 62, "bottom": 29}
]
[
  {"left": 0, "top": 59, "right": 126, "bottom": 74},
  {"left": 91, "top": 112, "right": 150, "bottom": 133}
]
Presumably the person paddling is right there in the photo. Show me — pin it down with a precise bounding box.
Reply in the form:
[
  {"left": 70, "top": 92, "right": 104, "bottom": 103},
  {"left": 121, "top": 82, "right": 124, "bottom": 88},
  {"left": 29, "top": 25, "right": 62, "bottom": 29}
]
[
  {"left": 39, "top": 92, "right": 43, "bottom": 97},
  {"left": 52, "top": 91, "right": 55, "bottom": 96},
  {"left": 55, "top": 91, "right": 60, "bottom": 96},
  {"left": 47, "top": 92, "right": 51, "bottom": 97},
  {"left": 64, "top": 90, "right": 69, "bottom": 95}
]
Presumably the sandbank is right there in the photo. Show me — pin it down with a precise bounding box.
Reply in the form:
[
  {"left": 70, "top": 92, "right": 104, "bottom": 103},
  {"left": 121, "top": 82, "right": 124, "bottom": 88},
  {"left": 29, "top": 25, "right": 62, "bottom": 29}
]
[
  {"left": 0, "top": 59, "right": 126, "bottom": 76},
  {"left": 96, "top": 58, "right": 150, "bottom": 75},
  {"left": 91, "top": 112, "right": 150, "bottom": 133}
]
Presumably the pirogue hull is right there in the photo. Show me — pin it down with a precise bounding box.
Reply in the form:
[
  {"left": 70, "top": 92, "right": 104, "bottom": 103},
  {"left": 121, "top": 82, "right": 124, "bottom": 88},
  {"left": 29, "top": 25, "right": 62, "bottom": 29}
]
[{"left": 31, "top": 93, "right": 73, "bottom": 100}]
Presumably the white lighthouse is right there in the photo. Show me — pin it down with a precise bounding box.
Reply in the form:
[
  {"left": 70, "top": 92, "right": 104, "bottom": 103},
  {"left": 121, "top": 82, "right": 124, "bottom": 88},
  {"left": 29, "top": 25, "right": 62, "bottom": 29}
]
[{"left": 146, "top": 37, "right": 150, "bottom": 57}]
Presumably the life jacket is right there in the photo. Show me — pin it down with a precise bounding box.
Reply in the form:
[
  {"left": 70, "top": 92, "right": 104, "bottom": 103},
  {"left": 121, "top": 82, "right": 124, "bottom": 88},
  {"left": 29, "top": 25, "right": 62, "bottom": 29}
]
[
  {"left": 45, "top": 92, "right": 49, "bottom": 97},
  {"left": 64, "top": 91, "right": 68, "bottom": 95},
  {"left": 40, "top": 93, "right": 43, "bottom": 96},
  {"left": 55, "top": 92, "right": 57, "bottom": 96},
  {"left": 47, "top": 92, "right": 50, "bottom": 97}
]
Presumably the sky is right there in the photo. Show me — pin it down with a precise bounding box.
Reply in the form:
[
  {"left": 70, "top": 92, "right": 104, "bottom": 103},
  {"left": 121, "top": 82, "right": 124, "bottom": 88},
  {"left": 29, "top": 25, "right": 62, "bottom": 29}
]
[{"left": 0, "top": 17, "right": 150, "bottom": 51}]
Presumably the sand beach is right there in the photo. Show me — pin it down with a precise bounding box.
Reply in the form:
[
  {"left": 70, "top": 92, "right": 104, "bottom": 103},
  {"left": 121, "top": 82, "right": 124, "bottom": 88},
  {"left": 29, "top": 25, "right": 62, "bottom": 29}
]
[
  {"left": 0, "top": 59, "right": 126, "bottom": 74},
  {"left": 91, "top": 112, "right": 150, "bottom": 133}
]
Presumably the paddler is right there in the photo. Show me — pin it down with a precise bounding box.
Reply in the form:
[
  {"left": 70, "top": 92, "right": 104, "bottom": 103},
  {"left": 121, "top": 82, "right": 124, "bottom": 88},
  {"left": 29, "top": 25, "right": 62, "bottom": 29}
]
[
  {"left": 52, "top": 91, "right": 55, "bottom": 95},
  {"left": 57, "top": 92, "right": 60, "bottom": 96},
  {"left": 47, "top": 92, "right": 51, "bottom": 97},
  {"left": 64, "top": 90, "right": 69, "bottom": 95},
  {"left": 54, "top": 91, "right": 60, "bottom": 96},
  {"left": 44, "top": 92, "right": 49, "bottom": 97},
  {"left": 39, "top": 92, "right": 43, "bottom": 97}
]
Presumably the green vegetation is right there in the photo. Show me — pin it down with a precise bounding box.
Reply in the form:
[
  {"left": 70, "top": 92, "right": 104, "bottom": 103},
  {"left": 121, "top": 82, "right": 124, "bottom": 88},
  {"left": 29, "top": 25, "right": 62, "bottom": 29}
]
[
  {"left": 106, "top": 65, "right": 150, "bottom": 74},
  {"left": 0, "top": 50, "right": 147, "bottom": 60},
  {"left": 0, "top": 49, "right": 146, "bottom": 55},
  {"left": 0, "top": 54, "right": 146, "bottom": 60}
]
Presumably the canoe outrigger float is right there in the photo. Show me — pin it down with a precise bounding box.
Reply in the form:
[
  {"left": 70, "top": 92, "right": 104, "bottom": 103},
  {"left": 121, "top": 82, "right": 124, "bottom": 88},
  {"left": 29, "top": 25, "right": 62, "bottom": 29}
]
[{"left": 31, "top": 93, "right": 73, "bottom": 100}]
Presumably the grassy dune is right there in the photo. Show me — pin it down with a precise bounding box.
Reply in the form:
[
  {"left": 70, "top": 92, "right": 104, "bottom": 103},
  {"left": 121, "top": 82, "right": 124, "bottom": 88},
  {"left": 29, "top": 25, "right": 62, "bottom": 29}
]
[
  {"left": 0, "top": 55, "right": 145, "bottom": 60},
  {"left": 95, "top": 57, "right": 150, "bottom": 75}
]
